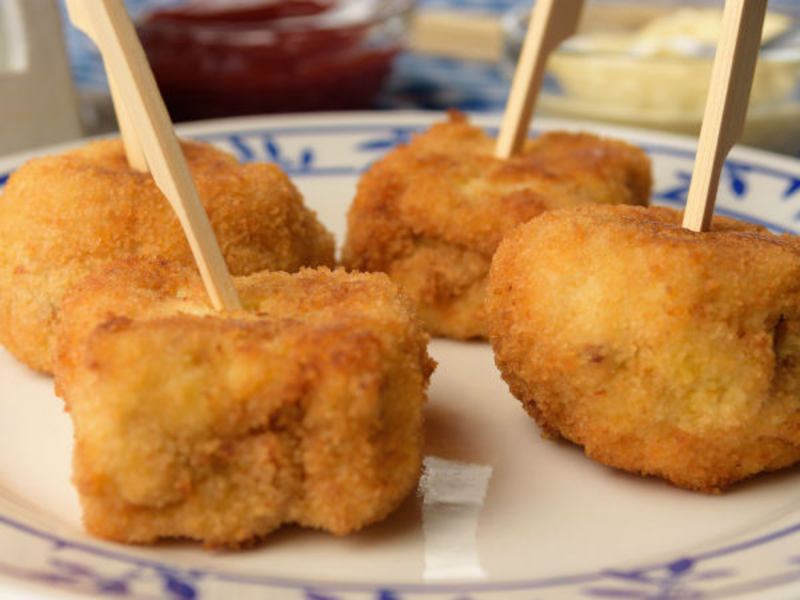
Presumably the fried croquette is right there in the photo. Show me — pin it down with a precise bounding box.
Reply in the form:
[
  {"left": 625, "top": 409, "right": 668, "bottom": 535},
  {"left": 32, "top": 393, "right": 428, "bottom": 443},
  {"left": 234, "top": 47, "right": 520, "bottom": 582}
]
[
  {"left": 0, "top": 138, "right": 335, "bottom": 374},
  {"left": 341, "top": 111, "right": 652, "bottom": 340},
  {"left": 54, "top": 257, "right": 434, "bottom": 547},
  {"left": 487, "top": 204, "right": 800, "bottom": 492}
]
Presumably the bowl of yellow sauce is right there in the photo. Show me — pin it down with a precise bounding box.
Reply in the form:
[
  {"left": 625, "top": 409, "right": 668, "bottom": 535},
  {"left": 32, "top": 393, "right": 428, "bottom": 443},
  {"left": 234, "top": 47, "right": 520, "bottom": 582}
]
[{"left": 503, "top": 1, "right": 800, "bottom": 154}]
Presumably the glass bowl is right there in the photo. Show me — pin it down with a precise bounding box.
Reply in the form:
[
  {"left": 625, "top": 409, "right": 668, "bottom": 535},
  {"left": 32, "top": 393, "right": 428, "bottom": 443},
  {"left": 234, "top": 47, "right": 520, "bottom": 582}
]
[
  {"left": 135, "top": 0, "right": 414, "bottom": 121},
  {"left": 502, "top": 0, "right": 800, "bottom": 155}
]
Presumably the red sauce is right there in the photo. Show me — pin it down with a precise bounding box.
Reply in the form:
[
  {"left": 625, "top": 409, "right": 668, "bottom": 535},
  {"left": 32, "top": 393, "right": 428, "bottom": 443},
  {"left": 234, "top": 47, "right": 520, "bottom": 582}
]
[{"left": 137, "top": 1, "right": 403, "bottom": 121}]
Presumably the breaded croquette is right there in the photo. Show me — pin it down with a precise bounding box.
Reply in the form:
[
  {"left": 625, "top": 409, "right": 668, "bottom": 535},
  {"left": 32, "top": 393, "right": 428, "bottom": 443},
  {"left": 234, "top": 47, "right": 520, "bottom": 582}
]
[
  {"left": 54, "top": 257, "right": 434, "bottom": 547},
  {"left": 487, "top": 204, "right": 800, "bottom": 492},
  {"left": 0, "top": 139, "right": 335, "bottom": 374},
  {"left": 341, "top": 111, "right": 652, "bottom": 339}
]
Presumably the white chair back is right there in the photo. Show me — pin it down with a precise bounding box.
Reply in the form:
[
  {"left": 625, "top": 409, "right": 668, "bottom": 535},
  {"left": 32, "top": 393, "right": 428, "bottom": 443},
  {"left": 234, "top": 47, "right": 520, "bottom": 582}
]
[{"left": 0, "top": 0, "right": 83, "bottom": 155}]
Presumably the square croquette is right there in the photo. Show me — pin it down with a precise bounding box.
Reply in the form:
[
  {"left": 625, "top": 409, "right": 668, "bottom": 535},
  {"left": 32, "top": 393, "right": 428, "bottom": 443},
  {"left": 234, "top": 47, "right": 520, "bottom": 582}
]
[
  {"left": 488, "top": 204, "right": 800, "bottom": 492},
  {"left": 54, "top": 258, "right": 434, "bottom": 547},
  {"left": 341, "top": 110, "right": 652, "bottom": 340}
]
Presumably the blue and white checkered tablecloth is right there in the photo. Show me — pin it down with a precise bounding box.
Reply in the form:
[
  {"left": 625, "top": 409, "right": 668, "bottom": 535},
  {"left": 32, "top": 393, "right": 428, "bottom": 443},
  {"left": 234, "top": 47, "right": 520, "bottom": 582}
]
[
  {"left": 377, "top": 0, "right": 517, "bottom": 112},
  {"left": 418, "top": 0, "right": 514, "bottom": 9},
  {"left": 376, "top": 54, "right": 510, "bottom": 112}
]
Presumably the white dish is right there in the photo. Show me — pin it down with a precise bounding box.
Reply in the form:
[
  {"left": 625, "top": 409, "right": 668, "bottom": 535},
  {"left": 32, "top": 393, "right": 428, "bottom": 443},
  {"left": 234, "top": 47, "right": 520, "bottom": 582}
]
[{"left": 1, "top": 111, "right": 800, "bottom": 600}]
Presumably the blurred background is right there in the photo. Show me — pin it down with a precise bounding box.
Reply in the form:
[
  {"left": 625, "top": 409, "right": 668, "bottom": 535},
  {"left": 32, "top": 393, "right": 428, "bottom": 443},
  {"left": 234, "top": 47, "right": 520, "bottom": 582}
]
[{"left": 2, "top": 0, "right": 800, "bottom": 155}]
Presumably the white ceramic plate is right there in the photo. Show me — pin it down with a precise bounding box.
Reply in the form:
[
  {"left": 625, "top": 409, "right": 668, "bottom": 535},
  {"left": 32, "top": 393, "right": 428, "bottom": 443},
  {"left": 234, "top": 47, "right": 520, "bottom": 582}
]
[{"left": 1, "top": 112, "right": 800, "bottom": 600}]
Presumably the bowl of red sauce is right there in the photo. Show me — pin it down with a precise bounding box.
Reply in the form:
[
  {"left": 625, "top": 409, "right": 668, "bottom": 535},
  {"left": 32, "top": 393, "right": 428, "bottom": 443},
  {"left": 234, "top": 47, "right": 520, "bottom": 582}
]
[{"left": 135, "top": 0, "right": 414, "bottom": 121}]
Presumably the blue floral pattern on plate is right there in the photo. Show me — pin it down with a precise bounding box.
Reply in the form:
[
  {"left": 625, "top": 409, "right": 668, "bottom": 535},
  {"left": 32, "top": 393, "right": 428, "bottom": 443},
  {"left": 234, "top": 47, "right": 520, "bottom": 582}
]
[{"left": 1, "top": 113, "right": 799, "bottom": 600}]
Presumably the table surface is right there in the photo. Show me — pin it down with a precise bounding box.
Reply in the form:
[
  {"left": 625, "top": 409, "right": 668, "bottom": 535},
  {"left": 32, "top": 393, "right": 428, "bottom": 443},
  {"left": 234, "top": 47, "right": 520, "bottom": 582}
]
[
  {"left": 54, "top": 0, "right": 800, "bottom": 156},
  {"left": 378, "top": 0, "right": 515, "bottom": 113},
  {"left": 58, "top": 0, "right": 518, "bottom": 132}
]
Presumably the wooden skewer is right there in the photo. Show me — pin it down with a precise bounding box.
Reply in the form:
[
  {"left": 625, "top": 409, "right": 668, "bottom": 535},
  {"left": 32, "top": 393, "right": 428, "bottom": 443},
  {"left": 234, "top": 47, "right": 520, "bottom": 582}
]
[
  {"left": 108, "top": 74, "right": 148, "bottom": 172},
  {"left": 63, "top": 0, "right": 242, "bottom": 311},
  {"left": 682, "top": 0, "right": 766, "bottom": 233},
  {"left": 495, "top": 0, "right": 585, "bottom": 159},
  {"left": 66, "top": 1, "right": 147, "bottom": 171}
]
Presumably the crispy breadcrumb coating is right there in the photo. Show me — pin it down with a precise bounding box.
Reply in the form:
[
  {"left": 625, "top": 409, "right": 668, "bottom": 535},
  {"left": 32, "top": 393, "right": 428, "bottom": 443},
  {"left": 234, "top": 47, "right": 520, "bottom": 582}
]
[
  {"left": 54, "top": 258, "right": 434, "bottom": 547},
  {"left": 0, "top": 139, "right": 335, "bottom": 374},
  {"left": 342, "top": 111, "right": 652, "bottom": 339},
  {"left": 488, "top": 204, "right": 800, "bottom": 492}
]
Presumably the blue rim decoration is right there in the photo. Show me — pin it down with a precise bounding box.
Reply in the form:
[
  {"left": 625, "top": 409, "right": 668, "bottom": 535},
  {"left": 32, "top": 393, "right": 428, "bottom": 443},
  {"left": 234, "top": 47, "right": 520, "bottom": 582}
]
[
  {"left": 1, "top": 121, "right": 800, "bottom": 599},
  {"left": 1, "top": 499, "right": 800, "bottom": 599}
]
